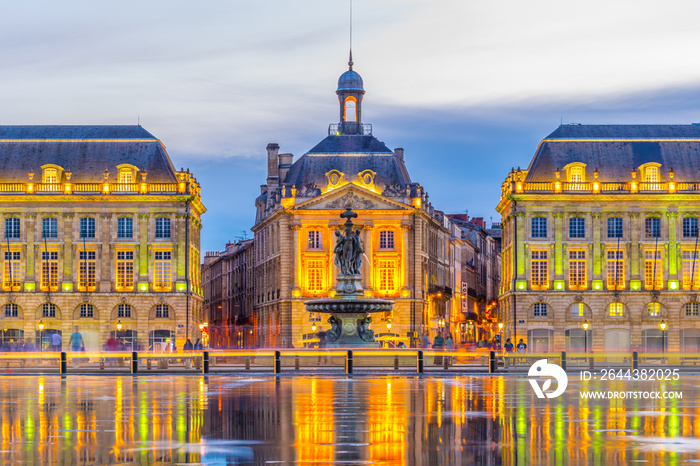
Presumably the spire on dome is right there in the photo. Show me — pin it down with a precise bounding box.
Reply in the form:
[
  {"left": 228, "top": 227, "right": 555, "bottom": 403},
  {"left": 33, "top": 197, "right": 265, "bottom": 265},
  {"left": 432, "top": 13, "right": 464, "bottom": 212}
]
[{"left": 348, "top": 49, "right": 353, "bottom": 70}]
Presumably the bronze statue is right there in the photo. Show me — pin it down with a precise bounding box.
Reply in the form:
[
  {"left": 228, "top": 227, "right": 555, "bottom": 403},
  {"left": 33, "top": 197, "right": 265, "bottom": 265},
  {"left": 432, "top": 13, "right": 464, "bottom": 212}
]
[
  {"left": 326, "top": 315, "right": 341, "bottom": 342},
  {"left": 333, "top": 207, "right": 364, "bottom": 275},
  {"left": 357, "top": 316, "right": 374, "bottom": 342}
]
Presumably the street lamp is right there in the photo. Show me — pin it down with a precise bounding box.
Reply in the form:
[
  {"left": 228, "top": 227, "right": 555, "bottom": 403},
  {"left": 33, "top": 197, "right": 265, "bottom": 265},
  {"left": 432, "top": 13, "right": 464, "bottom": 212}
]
[
  {"left": 116, "top": 320, "right": 123, "bottom": 331},
  {"left": 582, "top": 320, "right": 590, "bottom": 353},
  {"left": 311, "top": 323, "right": 317, "bottom": 332},
  {"left": 386, "top": 321, "right": 392, "bottom": 330},
  {"left": 38, "top": 320, "right": 44, "bottom": 353},
  {"left": 498, "top": 322, "right": 504, "bottom": 351},
  {"left": 659, "top": 320, "right": 667, "bottom": 353}
]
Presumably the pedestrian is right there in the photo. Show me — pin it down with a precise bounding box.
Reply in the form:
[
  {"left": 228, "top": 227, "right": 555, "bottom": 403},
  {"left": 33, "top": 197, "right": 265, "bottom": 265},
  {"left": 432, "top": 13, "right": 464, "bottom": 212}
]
[
  {"left": 504, "top": 338, "right": 514, "bottom": 353},
  {"left": 183, "top": 339, "right": 194, "bottom": 351},
  {"left": 69, "top": 326, "right": 84, "bottom": 367},
  {"left": 422, "top": 333, "right": 431, "bottom": 349},
  {"left": 194, "top": 339, "right": 203, "bottom": 350},
  {"left": 516, "top": 339, "right": 527, "bottom": 353},
  {"left": 51, "top": 332, "right": 62, "bottom": 351},
  {"left": 445, "top": 334, "right": 454, "bottom": 365},
  {"left": 432, "top": 331, "right": 445, "bottom": 365}
]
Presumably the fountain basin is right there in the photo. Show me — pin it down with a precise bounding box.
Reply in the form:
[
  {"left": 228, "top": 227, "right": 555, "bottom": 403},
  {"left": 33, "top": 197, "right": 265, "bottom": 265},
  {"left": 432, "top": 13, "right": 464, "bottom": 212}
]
[{"left": 305, "top": 298, "right": 393, "bottom": 347}]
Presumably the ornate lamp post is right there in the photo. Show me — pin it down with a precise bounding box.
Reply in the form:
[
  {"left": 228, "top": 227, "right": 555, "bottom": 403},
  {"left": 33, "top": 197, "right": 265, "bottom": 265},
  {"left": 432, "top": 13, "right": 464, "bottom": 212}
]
[
  {"left": 582, "top": 320, "right": 590, "bottom": 353},
  {"left": 659, "top": 320, "right": 667, "bottom": 353},
  {"left": 38, "top": 320, "right": 44, "bottom": 352}
]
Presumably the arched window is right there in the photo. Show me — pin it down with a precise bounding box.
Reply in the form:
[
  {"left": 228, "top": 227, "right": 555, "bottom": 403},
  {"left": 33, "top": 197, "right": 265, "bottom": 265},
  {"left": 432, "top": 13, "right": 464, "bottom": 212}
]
[
  {"left": 79, "top": 303, "right": 94, "bottom": 318},
  {"left": 42, "top": 303, "right": 56, "bottom": 318},
  {"left": 119, "top": 169, "right": 133, "bottom": 184},
  {"left": 570, "top": 302, "right": 585, "bottom": 317},
  {"left": 4, "top": 303, "right": 18, "bottom": 317},
  {"left": 344, "top": 98, "right": 357, "bottom": 122},
  {"left": 686, "top": 302, "right": 699, "bottom": 316},
  {"left": 154, "top": 304, "right": 170, "bottom": 319}
]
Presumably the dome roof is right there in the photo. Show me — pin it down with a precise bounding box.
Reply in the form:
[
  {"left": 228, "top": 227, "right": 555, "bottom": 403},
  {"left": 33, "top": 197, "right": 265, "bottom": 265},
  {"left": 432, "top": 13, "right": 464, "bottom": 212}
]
[{"left": 337, "top": 69, "right": 364, "bottom": 92}]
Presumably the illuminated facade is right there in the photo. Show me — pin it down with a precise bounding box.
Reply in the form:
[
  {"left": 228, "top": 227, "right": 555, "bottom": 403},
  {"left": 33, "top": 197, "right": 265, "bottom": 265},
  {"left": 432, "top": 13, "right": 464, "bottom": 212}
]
[
  {"left": 202, "top": 239, "right": 255, "bottom": 348},
  {"left": 251, "top": 57, "right": 460, "bottom": 347},
  {"left": 497, "top": 124, "right": 700, "bottom": 352},
  {"left": 0, "top": 126, "right": 205, "bottom": 351}
]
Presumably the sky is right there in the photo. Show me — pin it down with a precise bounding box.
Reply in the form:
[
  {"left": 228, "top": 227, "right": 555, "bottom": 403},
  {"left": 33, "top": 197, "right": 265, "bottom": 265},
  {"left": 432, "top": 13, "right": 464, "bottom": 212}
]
[{"left": 3, "top": 1, "right": 700, "bottom": 253}]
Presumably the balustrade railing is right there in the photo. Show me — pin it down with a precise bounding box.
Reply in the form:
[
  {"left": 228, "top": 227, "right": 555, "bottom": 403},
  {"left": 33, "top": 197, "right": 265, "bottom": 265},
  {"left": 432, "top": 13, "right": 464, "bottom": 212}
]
[
  {"left": 0, "top": 182, "right": 182, "bottom": 194},
  {"left": 562, "top": 182, "right": 591, "bottom": 192}
]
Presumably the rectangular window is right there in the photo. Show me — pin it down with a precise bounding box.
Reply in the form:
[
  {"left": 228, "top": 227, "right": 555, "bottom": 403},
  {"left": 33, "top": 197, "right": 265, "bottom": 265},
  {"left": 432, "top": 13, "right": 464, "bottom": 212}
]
[
  {"left": 119, "top": 170, "right": 133, "bottom": 184},
  {"left": 306, "top": 259, "right": 324, "bottom": 293},
  {"left": 42, "top": 303, "right": 56, "bottom": 318},
  {"left": 3, "top": 251, "right": 20, "bottom": 292},
  {"left": 533, "top": 303, "right": 547, "bottom": 317},
  {"left": 154, "top": 251, "right": 172, "bottom": 291},
  {"left": 687, "top": 302, "right": 699, "bottom": 316},
  {"left": 78, "top": 251, "right": 96, "bottom": 291},
  {"left": 645, "top": 217, "right": 660, "bottom": 238},
  {"left": 5, "top": 218, "right": 20, "bottom": 239},
  {"left": 609, "top": 302, "right": 624, "bottom": 317},
  {"left": 569, "top": 166, "right": 584, "bottom": 183},
  {"left": 79, "top": 304, "right": 94, "bottom": 318},
  {"left": 531, "top": 250, "right": 549, "bottom": 290},
  {"left": 116, "top": 251, "right": 134, "bottom": 290},
  {"left": 568, "top": 250, "right": 586, "bottom": 290},
  {"left": 41, "top": 251, "right": 59, "bottom": 291},
  {"left": 80, "top": 217, "right": 95, "bottom": 239},
  {"left": 378, "top": 259, "right": 396, "bottom": 293},
  {"left": 42, "top": 218, "right": 57, "bottom": 239},
  {"left": 4, "top": 303, "right": 17, "bottom": 318},
  {"left": 117, "top": 304, "right": 131, "bottom": 318},
  {"left": 683, "top": 250, "right": 700, "bottom": 290},
  {"left": 379, "top": 230, "right": 395, "bottom": 249},
  {"left": 155, "top": 304, "right": 169, "bottom": 318},
  {"left": 607, "top": 217, "right": 623, "bottom": 238},
  {"left": 684, "top": 218, "right": 699, "bottom": 238},
  {"left": 117, "top": 217, "right": 133, "bottom": 239},
  {"left": 644, "top": 249, "right": 663, "bottom": 290},
  {"left": 531, "top": 217, "right": 547, "bottom": 238},
  {"left": 606, "top": 249, "right": 624, "bottom": 290},
  {"left": 155, "top": 218, "right": 171, "bottom": 239},
  {"left": 569, "top": 218, "right": 585, "bottom": 239},
  {"left": 307, "top": 231, "right": 322, "bottom": 249}
]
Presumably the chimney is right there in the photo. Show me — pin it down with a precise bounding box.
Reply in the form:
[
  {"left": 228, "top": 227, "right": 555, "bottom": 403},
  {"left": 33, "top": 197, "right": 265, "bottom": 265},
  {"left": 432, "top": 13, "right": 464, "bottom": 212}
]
[
  {"left": 394, "top": 148, "right": 404, "bottom": 161},
  {"left": 266, "top": 143, "right": 280, "bottom": 187},
  {"left": 278, "top": 153, "right": 293, "bottom": 182}
]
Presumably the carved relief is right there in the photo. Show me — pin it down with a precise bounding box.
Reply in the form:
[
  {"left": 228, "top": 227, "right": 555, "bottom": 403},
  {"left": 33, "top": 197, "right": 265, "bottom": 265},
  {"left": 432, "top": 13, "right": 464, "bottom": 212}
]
[{"left": 326, "top": 191, "right": 375, "bottom": 209}]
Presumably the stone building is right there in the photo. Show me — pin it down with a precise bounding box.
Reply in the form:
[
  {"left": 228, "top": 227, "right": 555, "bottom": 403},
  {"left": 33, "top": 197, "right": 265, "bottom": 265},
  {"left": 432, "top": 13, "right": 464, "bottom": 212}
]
[
  {"left": 0, "top": 126, "right": 205, "bottom": 351},
  {"left": 447, "top": 215, "right": 501, "bottom": 345},
  {"left": 251, "top": 57, "right": 461, "bottom": 348},
  {"left": 202, "top": 238, "right": 254, "bottom": 348},
  {"left": 497, "top": 124, "right": 700, "bottom": 352}
]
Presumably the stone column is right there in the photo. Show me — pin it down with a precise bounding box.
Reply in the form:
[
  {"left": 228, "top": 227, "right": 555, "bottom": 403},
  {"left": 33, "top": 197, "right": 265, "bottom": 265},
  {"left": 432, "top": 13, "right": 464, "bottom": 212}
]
[
  {"left": 138, "top": 213, "right": 150, "bottom": 282},
  {"left": 553, "top": 212, "right": 564, "bottom": 279},
  {"left": 667, "top": 211, "right": 678, "bottom": 279},
  {"left": 99, "top": 213, "right": 112, "bottom": 291},
  {"left": 591, "top": 212, "right": 601, "bottom": 279},
  {"left": 62, "top": 213, "right": 74, "bottom": 282},
  {"left": 24, "top": 213, "right": 36, "bottom": 281}
]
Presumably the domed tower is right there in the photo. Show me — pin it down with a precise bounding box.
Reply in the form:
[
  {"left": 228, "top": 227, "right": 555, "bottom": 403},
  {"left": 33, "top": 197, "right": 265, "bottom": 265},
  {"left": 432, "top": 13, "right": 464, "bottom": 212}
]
[{"left": 336, "top": 51, "right": 365, "bottom": 135}]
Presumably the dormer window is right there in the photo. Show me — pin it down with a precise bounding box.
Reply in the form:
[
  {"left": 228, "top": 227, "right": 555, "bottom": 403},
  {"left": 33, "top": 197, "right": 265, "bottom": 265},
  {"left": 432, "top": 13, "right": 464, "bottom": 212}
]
[
  {"left": 43, "top": 168, "right": 58, "bottom": 184},
  {"left": 569, "top": 166, "right": 584, "bottom": 182},
  {"left": 119, "top": 170, "right": 133, "bottom": 184},
  {"left": 645, "top": 166, "right": 659, "bottom": 182},
  {"left": 116, "top": 164, "right": 138, "bottom": 187},
  {"left": 564, "top": 162, "right": 586, "bottom": 184}
]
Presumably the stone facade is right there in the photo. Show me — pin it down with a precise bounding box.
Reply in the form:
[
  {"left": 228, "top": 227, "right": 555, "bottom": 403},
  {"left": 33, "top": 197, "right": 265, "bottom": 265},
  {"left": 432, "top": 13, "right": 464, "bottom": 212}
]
[
  {"left": 202, "top": 239, "right": 255, "bottom": 348},
  {"left": 249, "top": 60, "right": 461, "bottom": 348},
  {"left": 497, "top": 124, "right": 700, "bottom": 353},
  {"left": 0, "top": 126, "right": 205, "bottom": 351}
]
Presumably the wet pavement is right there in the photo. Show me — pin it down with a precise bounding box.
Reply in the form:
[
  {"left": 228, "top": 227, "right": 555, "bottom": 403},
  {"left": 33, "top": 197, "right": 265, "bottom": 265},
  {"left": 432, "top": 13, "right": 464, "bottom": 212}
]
[{"left": 0, "top": 374, "right": 697, "bottom": 464}]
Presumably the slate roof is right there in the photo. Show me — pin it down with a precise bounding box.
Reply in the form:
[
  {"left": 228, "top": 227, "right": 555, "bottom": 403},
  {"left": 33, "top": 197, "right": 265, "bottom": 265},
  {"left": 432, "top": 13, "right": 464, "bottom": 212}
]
[
  {"left": 0, "top": 125, "right": 178, "bottom": 183},
  {"left": 284, "top": 135, "right": 410, "bottom": 190},
  {"left": 525, "top": 124, "right": 700, "bottom": 182}
]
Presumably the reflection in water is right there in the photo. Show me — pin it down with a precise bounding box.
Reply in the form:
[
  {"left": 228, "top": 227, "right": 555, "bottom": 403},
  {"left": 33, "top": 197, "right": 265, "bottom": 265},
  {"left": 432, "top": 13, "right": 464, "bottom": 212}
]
[{"left": 1, "top": 375, "right": 700, "bottom": 464}]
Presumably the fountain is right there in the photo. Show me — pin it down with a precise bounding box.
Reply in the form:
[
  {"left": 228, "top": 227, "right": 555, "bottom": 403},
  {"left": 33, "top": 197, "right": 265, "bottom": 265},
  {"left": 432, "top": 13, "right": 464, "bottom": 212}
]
[{"left": 305, "top": 207, "right": 393, "bottom": 347}]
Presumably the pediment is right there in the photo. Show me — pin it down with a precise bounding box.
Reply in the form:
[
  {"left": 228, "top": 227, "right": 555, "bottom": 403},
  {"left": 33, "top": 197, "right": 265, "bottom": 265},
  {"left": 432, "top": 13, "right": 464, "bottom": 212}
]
[{"left": 293, "top": 184, "right": 412, "bottom": 211}]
